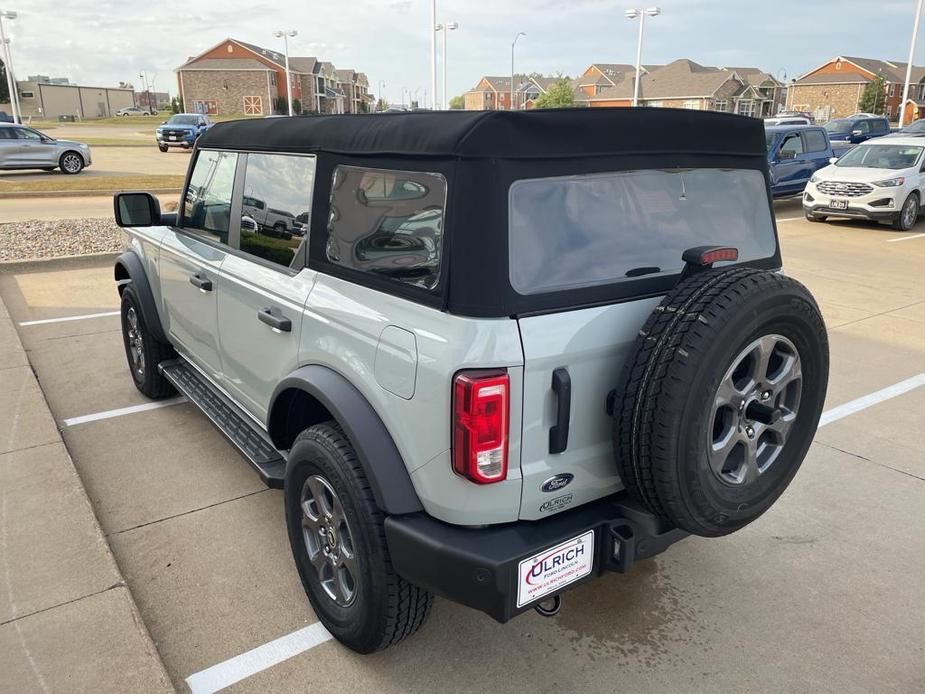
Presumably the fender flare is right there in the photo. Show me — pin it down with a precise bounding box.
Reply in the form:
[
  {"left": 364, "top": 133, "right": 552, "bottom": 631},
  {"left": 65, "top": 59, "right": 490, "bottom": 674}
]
[
  {"left": 270, "top": 365, "right": 424, "bottom": 516},
  {"left": 114, "top": 251, "right": 168, "bottom": 343}
]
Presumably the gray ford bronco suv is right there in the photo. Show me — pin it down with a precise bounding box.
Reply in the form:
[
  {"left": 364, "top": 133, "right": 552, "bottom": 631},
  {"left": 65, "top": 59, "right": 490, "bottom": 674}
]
[{"left": 112, "top": 108, "right": 829, "bottom": 653}]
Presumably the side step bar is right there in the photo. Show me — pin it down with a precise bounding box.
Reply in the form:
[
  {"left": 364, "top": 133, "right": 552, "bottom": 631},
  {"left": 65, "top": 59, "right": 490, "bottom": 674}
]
[{"left": 159, "top": 359, "right": 285, "bottom": 489}]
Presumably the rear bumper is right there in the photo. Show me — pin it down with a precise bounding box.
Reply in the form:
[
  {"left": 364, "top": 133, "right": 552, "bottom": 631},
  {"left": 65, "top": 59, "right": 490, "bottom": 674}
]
[{"left": 384, "top": 493, "right": 687, "bottom": 623}]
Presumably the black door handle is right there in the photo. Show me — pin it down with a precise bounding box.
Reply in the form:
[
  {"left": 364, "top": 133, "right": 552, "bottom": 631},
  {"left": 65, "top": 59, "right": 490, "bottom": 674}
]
[
  {"left": 258, "top": 307, "right": 292, "bottom": 333},
  {"left": 189, "top": 272, "right": 212, "bottom": 292},
  {"left": 549, "top": 367, "right": 571, "bottom": 454}
]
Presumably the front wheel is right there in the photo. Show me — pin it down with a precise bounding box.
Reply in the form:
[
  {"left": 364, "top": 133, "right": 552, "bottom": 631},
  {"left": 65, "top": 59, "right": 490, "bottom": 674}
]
[
  {"left": 59, "top": 151, "right": 84, "bottom": 174},
  {"left": 285, "top": 423, "right": 432, "bottom": 653},
  {"left": 120, "top": 284, "right": 176, "bottom": 398},
  {"left": 804, "top": 210, "right": 825, "bottom": 222},
  {"left": 158, "top": 144, "right": 169, "bottom": 152},
  {"left": 893, "top": 193, "right": 919, "bottom": 231}
]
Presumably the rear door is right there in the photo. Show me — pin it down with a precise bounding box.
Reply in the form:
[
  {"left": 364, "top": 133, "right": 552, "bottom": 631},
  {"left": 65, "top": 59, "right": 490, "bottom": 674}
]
[
  {"left": 802, "top": 128, "right": 832, "bottom": 175},
  {"left": 216, "top": 152, "right": 317, "bottom": 421},
  {"left": 512, "top": 167, "right": 778, "bottom": 520},
  {"left": 774, "top": 131, "right": 810, "bottom": 194}
]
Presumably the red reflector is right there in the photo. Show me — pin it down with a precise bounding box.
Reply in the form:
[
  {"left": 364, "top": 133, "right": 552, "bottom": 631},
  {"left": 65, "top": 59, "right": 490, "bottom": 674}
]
[
  {"left": 452, "top": 371, "right": 509, "bottom": 484},
  {"left": 699, "top": 247, "right": 738, "bottom": 265}
]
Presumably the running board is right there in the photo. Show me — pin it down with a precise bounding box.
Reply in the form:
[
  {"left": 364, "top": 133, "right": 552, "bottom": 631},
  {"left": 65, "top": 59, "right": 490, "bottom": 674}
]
[{"left": 158, "top": 359, "right": 285, "bottom": 489}]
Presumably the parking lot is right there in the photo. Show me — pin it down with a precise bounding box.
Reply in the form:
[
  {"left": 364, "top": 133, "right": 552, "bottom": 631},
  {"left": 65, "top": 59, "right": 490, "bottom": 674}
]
[{"left": 1, "top": 200, "right": 924, "bottom": 693}]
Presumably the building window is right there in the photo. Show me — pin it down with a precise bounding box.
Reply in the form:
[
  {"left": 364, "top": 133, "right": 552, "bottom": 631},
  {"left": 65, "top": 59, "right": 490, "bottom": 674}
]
[
  {"left": 712, "top": 99, "right": 727, "bottom": 112},
  {"left": 227, "top": 44, "right": 234, "bottom": 53},
  {"left": 737, "top": 99, "right": 756, "bottom": 117},
  {"left": 270, "top": 72, "right": 277, "bottom": 86},
  {"left": 888, "top": 83, "right": 896, "bottom": 97},
  {"left": 682, "top": 99, "right": 700, "bottom": 110},
  {"left": 19, "top": 90, "right": 34, "bottom": 98},
  {"left": 886, "top": 104, "right": 894, "bottom": 118},
  {"left": 192, "top": 100, "right": 217, "bottom": 115},
  {"left": 243, "top": 95, "right": 263, "bottom": 115},
  {"left": 835, "top": 60, "right": 842, "bottom": 70}
]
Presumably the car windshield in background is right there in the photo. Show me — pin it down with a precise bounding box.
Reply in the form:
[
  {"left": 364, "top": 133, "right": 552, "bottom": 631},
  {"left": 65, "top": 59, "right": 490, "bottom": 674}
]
[
  {"left": 836, "top": 144, "right": 923, "bottom": 169},
  {"left": 167, "top": 115, "right": 199, "bottom": 125},
  {"left": 824, "top": 120, "right": 852, "bottom": 134},
  {"left": 508, "top": 168, "right": 776, "bottom": 295},
  {"left": 904, "top": 120, "right": 925, "bottom": 133}
]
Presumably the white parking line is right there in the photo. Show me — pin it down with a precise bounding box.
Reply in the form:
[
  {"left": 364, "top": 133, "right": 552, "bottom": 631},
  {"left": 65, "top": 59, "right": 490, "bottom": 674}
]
[
  {"left": 61, "top": 397, "right": 187, "bottom": 427},
  {"left": 818, "top": 373, "right": 925, "bottom": 427},
  {"left": 18, "top": 311, "right": 120, "bottom": 327},
  {"left": 185, "top": 622, "right": 333, "bottom": 694},
  {"left": 887, "top": 232, "right": 925, "bottom": 243},
  {"left": 775, "top": 216, "right": 805, "bottom": 222}
]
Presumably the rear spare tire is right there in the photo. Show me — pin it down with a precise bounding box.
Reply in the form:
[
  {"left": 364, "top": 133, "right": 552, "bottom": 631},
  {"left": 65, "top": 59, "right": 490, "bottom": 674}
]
[{"left": 613, "top": 267, "right": 828, "bottom": 537}]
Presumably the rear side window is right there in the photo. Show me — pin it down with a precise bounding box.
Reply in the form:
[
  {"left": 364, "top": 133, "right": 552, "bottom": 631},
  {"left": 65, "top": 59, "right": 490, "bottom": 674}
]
[
  {"left": 509, "top": 169, "right": 776, "bottom": 295},
  {"left": 326, "top": 166, "right": 447, "bottom": 290},
  {"left": 183, "top": 150, "right": 238, "bottom": 245},
  {"left": 871, "top": 119, "right": 889, "bottom": 135},
  {"left": 238, "top": 152, "right": 316, "bottom": 268},
  {"left": 804, "top": 129, "right": 828, "bottom": 153}
]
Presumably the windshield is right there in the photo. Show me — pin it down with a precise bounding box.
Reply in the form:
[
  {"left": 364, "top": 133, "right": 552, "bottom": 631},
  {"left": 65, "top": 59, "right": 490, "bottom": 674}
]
[
  {"left": 836, "top": 144, "right": 923, "bottom": 169},
  {"left": 824, "top": 120, "right": 852, "bottom": 135},
  {"left": 904, "top": 120, "right": 925, "bottom": 133},
  {"left": 167, "top": 115, "right": 200, "bottom": 125}
]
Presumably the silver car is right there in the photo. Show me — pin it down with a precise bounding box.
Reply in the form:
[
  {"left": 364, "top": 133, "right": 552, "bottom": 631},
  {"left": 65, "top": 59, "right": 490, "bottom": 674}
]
[{"left": 0, "top": 122, "right": 92, "bottom": 174}]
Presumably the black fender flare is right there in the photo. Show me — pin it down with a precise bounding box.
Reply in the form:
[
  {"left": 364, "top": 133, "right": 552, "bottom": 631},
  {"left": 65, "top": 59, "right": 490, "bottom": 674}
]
[
  {"left": 270, "top": 365, "right": 424, "bottom": 515},
  {"left": 114, "top": 251, "right": 168, "bottom": 343}
]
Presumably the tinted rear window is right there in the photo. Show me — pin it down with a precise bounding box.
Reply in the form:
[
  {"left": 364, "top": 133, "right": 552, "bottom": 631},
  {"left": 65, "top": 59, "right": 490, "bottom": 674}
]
[{"left": 508, "top": 168, "right": 776, "bottom": 295}]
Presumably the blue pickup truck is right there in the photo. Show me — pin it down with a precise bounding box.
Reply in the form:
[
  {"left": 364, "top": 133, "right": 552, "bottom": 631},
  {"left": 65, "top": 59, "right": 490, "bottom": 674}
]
[
  {"left": 155, "top": 113, "right": 213, "bottom": 152},
  {"left": 765, "top": 124, "right": 836, "bottom": 198}
]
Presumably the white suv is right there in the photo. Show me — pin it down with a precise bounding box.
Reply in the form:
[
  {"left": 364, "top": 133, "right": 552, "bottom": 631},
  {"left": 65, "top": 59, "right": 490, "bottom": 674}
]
[{"left": 803, "top": 136, "right": 925, "bottom": 230}]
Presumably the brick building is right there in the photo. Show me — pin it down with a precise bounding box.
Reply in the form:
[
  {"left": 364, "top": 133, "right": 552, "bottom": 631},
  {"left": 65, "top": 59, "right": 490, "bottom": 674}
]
[
  {"left": 786, "top": 56, "right": 925, "bottom": 122},
  {"left": 176, "top": 38, "right": 371, "bottom": 116}
]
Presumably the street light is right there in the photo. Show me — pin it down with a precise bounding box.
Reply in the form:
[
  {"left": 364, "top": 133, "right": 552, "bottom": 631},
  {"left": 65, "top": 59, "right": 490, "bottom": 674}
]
[
  {"left": 0, "top": 10, "right": 21, "bottom": 123},
  {"left": 272, "top": 29, "right": 298, "bottom": 116},
  {"left": 436, "top": 21, "right": 458, "bottom": 109},
  {"left": 899, "top": 0, "right": 924, "bottom": 126},
  {"left": 430, "top": 0, "right": 437, "bottom": 109},
  {"left": 625, "top": 7, "right": 660, "bottom": 107},
  {"left": 378, "top": 80, "right": 386, "bottom": 111},
  {"left": 511, "top": 31, "right": 525, "bottom": 111}
]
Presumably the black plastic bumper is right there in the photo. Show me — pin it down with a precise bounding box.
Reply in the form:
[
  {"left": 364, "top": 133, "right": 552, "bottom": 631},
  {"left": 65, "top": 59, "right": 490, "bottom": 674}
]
[
  {"left": 384, "top": 494, "right": 687, "bottom": 623},
  {"left": 806, "top": 204, "right": 895, "bottom": 222}
]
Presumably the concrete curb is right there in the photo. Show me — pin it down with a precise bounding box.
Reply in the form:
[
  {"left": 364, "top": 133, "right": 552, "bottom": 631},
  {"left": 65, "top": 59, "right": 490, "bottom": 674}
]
[
  {"left": 0, "top": 188, "right": 181, "bottom": 200},
  {"left": 0, "top": 251, "right": 121, "bottom": 269},
  {"left": 0, "top": 288, "right": 175, "bottom": 692}
]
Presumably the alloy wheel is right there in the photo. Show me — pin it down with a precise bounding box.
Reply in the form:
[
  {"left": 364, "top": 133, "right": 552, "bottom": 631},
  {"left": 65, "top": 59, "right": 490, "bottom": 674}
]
[
  {"left": 903, "top": 196, "right": 918, "bottom": 229},
  {"left": 125, "top": 307, "right": 145, "bottom": 378},
  {"left": 61, "top": 153, "right": 82, "bottom": 173},
  {"left": 301, "top": 474, "right": 359, "bottom": 607},
  {"left": 708, "top": 334, "right": 803, "bottom": 486}
]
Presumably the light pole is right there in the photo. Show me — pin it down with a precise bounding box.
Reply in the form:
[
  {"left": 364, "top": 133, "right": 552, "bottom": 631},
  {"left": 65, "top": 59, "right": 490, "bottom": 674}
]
[
  {"left": 625, "top": 7, "right": 660, "bottom": 107},
  {"left": 430, "top": 0, "right": 437, "bottom": 109},
  {"left": 436, "top": 21, "right": 458, "bottom": 109},
  {"left": 511, "top": 31, "right": 525, "bottom": 111},
  {"left": 899, "top": 0, "right": 924, "bottom": 126},
  {"left": 273, "top": 29, "right": 298, "bottom": 116},
  {"left": 378, "top": 80, "right": 386, "bottom": 111},
  {"left": 0, "top": 10, "right": 21, "bottom": 123}
]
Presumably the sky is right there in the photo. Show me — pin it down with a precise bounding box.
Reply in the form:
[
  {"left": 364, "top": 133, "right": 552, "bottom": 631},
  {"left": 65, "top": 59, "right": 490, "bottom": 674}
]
[{"left": 3, "top": 0, "right": 923, "bottom": 107}]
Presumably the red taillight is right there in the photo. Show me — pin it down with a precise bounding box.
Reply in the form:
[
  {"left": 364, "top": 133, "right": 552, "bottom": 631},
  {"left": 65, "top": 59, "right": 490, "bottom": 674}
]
[
  {"left": 452, "top": 371, "right": 509, "bottom": 484},
  {"left": 698, "top": 247, "right": 738, "bottom": 265}
]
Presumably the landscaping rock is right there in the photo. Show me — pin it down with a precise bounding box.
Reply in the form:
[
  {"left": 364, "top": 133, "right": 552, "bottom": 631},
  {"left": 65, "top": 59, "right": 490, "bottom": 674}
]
[{"left": 0, "top": 218, "right": 123, "bottom": 262}]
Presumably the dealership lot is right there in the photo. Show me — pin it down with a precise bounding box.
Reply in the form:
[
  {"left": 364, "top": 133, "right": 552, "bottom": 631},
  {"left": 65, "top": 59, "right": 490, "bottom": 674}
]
[{"left": 1, "top": 203, "right": 924, "bottom": 693}]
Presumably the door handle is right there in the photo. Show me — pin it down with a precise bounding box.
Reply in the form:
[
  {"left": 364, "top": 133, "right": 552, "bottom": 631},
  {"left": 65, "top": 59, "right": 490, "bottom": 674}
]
[
  {"left": 189, "top": 272, "right": 212, "bottom": 292},
  {"left": 258, "top": 307, "right": 292, "bottom": 333},
  {"left": 549, "top": 367, "right": 571, "bottom": 454}
]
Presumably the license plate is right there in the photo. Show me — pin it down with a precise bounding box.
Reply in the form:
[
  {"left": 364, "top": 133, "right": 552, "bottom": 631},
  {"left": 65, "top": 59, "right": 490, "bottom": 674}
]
[
  {"left": 516, "top": 530, "right": 594, "bottom": 608},
  {"left": 169, "top": 136, "right": 178, "bottom": 141},
  {"left": 829, "top": 199, "right": 849, "bottom": 210}
]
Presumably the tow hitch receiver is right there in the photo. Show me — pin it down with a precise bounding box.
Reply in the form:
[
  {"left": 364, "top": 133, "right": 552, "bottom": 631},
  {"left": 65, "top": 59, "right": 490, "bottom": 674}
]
[{"left": 534, "top": 595, "right": 561, "bottom": 617}]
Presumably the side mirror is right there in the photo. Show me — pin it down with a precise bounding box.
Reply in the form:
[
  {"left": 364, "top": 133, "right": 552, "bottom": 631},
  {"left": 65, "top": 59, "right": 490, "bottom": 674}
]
[
  {"left": 113, "top": 192, "right": 161, "bottom": 227},
  {"left": 778, "top": 149, "right": 796, "bottom": 161},
  {"left": 829, "top": 157, "right": 839, "bottom": 165},
  {"left": 851, "top": 129, "right": 863, "bottom": 137}
]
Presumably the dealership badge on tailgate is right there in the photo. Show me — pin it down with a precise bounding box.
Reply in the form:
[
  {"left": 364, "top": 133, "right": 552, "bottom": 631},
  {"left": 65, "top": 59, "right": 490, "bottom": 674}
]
[{"left": 516, "top": 531, "right": 595, "bottom": 608}]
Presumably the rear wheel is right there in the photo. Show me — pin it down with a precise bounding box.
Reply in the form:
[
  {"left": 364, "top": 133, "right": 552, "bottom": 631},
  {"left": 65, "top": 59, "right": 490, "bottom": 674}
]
[
  {"left": 120, "top": 284, "right": 176, "bottom": 399},
  {"left": 893, "top": 193, "right": 919, "bottom": 231},
  {"left": 59, "top": 151, "right": 84, "bottom": 174},
  {"left": 285, "top": 423, "right": 432, "bottom": 653},
  {"left": 613, "top": 268, "right": 829, "bottom": 537}
]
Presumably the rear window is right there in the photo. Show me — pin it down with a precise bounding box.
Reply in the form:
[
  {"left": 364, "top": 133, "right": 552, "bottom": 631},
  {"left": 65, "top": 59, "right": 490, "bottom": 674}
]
[
  {"left": 326, "top": 166, "right": 447, "bottom": 290},
  {"left": 508, "top": 168, "right": 776, "bottom": 295}
]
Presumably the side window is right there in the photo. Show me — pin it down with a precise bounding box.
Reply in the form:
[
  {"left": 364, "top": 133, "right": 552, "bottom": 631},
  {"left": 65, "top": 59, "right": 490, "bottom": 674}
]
[
  {"left": 14, "top": 128, "right": 42, "bottom": 141},
  {"left": 804, "top": 129, "right": 828, "bottom": 154},
  {"left": 182, "top": 150, "right": 238, "bottom": 245},
  {"left": 326, "top": 166, "right": 447, "bottom": 290},
  {"left": 238, "top": 153, "right": 316, "bottom": 268},
  {"left": 855, "top": 120, "right": 870, "bottom": 135},
  {"left": 872, "top": 120, "right": 888, "bottom": 135},
  {"left": 779, "top": 133, "right": 804, "bottom": 157}
]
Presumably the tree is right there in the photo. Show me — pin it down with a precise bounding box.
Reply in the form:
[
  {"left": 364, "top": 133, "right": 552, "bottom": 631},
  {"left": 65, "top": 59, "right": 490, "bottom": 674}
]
[
  {"left": 292, "top": 98, "right": 302, "bottom": 114},
  {"left": 533, "top": 78, "right": 575, "bottom": 109},
  {"left": 375, "top": 97, "right": 389, "bottom": 112},
  {"left": 448, "top": 95, "right": 465, "bottom": 110},
  {"left": 170, "top": 96, "right": 182, "bottom": 114},
  {"left": 858, "top": 74, "right": 887, "bottom": 115}
]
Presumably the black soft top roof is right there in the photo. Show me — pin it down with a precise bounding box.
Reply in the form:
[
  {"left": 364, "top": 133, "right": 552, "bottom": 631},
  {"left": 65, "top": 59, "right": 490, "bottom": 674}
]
[{"left": 198, "top": 107, "right": 765, "bottom": 160}]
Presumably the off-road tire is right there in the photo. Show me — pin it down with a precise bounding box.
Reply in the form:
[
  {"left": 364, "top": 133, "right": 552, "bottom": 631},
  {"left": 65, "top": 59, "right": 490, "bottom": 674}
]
[
  {"left": 613, "top": 267, "right": 828, "bottom": 537},
  {"left": 285, "top": 423, "right": 432, "bottom": 653},
  {"left": 892, "top": 192, "right": 919, "bottom": 231},
  {"left": 120, "top": 284, "right": 176, "bottom": 399}
]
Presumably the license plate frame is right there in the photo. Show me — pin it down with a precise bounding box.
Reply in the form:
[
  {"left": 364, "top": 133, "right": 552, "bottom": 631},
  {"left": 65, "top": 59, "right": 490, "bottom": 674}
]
[
  {"left": 516, "top": 530, "right": 595, "bottom": 608},
  {"left": 829, "top": 199, "right": 849, "bottom": 210}
]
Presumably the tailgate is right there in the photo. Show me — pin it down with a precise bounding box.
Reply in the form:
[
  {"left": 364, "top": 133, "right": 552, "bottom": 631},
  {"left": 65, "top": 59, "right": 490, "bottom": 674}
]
[{"left": 517, "top": 298, "right": 660, "bottom": 520}]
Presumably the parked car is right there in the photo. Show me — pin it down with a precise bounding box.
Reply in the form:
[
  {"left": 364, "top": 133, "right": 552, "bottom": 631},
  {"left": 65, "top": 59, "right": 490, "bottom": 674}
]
[
  {"left": 117, "top": 106, "right": 157, "bottom": 117},
  {"left": 765, "top": 125, "right": 835, "bottom": 197},
  {"left": 803, "top": 136, "right": 925, "bottom": 230},
  {"left": 824, "top": 115, "right": 890, "bottom": 146},
  {"left": 155, "top": 113, "right": 213, "bottom": 152},
  {"left": 764, "top": 116, "right": 811, "bottom": 127},
  {"left": 888, "top": 118, "right": 925, "bottom": 137},
  {"left": 0, "top": 122, "right": 91, "bottom": 174},
  {"left": 241, "top": 195, "right": 301, "bottom": 237},
  {"left": 111, "top": 108, "right": 829, "bottom": 653},
  {"left": 0, "top": 111, "right": 13, "bottom": 123}
]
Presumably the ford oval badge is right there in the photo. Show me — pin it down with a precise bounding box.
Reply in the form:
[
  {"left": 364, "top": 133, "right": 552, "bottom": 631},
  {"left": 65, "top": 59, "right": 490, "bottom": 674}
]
[{"left": 541, "top": 473, "right": 574, "bottom": 493}]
